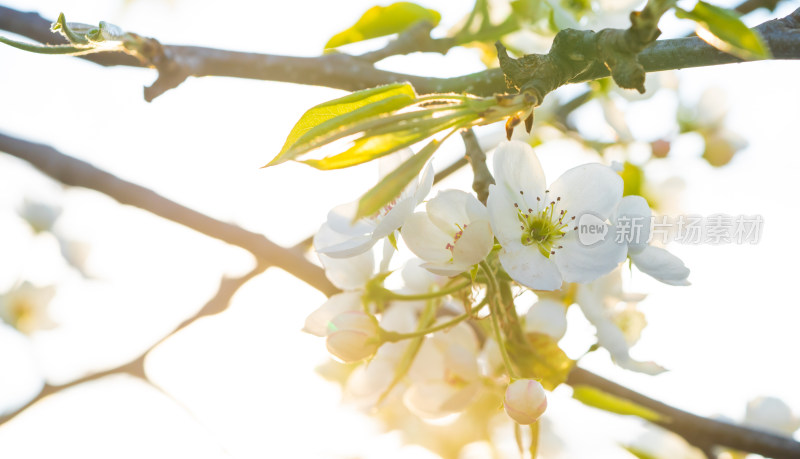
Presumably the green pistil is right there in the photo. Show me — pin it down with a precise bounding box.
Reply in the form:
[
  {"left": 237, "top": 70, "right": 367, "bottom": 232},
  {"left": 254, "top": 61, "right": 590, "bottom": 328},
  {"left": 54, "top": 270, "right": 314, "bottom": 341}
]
[{"left": 516, "top": 200, "right": 568, "bottom": 258}]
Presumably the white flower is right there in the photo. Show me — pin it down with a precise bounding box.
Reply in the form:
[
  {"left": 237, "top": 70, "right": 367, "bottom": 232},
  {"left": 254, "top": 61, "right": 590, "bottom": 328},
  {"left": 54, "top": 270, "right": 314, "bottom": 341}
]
[
  {"left": 576, "top": 269, "right": 663, "bottom": 375},
  {"left": 401, "top": 190, "right": 493, "bottom": 276},
  {"left": 404, "top": 322, "right": 481, "bottom": 420},
  {"left": 487, "top": 141, "right": 627, "bottom": 291},
  {"left": 524, "top": 299, "right": 568, "bottom": 340},
  {"left": 17, "top": 198, "right": 61, "bottom": 234},
  {"left": 0, "top": 281, "right": 57, "bottom": 334},
  {"left": 317, "top": 149, "right": 433, "bottom": 258},
  {"left": 744, "top": 396, "right": 800, "bottom": 436},
  {"left": 504, "top": 379, "right": 548, "bottom": 425},
  {"left": 325, "top": 311, "right": 380, "bottom": 363},
  {"left": 612, "top": 196, "right": 690, "bottom": 286}
]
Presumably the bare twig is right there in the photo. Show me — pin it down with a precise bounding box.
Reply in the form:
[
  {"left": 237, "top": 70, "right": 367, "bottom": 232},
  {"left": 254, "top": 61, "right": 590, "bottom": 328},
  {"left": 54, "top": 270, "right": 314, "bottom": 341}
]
[
  {"left": 1, "top": 6, "right": 799, "bottom": 100},
  {"left": 0, "top": 132, "right": 337, "bottom": 296},
  {"left": 0, "top": 265, "right": 265, "bottom": 426},
  {"left": 461, "top": 128, "right": 494, "bottom": 205}
]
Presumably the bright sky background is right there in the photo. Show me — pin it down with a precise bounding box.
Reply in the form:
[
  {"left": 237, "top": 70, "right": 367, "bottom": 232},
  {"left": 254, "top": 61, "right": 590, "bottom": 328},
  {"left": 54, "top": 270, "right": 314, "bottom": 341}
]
[{"left": 0, "top": 0, "right": 799, "bottom": 458}]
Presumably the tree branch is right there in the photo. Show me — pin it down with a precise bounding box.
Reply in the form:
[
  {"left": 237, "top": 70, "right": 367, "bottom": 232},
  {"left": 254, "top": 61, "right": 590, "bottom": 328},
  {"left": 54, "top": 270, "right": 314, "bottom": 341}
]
[
  {"left": 1, "top": 5, "right": 798, "bottom": 100},
  {"left": 0, "top": 132, "right": 337, "bottom": 296},
  {"left": 567, "top": 368, "right": 800, "bottom": 459},
  {"left": 0, "top": 265, "right": 266, "bottom": 426}
]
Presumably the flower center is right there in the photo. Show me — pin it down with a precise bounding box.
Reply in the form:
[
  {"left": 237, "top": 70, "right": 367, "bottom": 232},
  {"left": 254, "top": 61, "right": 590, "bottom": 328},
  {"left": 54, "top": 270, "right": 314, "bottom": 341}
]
[
  {"left": 515, "top": 190, "right": 575, "bottom": 258},
  {"left": 445, "top": 223, "right": 468, "bottom": 256}
]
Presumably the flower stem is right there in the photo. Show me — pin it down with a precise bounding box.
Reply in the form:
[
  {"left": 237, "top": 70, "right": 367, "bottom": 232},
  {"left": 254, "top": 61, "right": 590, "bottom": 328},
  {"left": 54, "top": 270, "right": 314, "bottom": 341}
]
[
  {"left": 480, "top": 261, "right": 518, "bottom": 380},
  {"left": 381, "top": 279, "right": 472, "bottom": 301},
  {"left": 381, "top": 302, "right": 486, "bottom": 342}
]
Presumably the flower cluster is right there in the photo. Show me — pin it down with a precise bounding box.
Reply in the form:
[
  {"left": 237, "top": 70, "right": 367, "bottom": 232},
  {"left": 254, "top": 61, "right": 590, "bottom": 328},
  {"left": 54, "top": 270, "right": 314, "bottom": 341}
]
[{"left": 304, "top": 141, "right": 691, "bottom": 451}]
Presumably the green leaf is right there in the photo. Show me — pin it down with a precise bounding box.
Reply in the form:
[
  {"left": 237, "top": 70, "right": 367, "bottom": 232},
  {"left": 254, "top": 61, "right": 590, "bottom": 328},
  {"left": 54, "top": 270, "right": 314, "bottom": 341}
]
[
  {"left": 302, "top": 111, "right": 475, "bottom": 170},
  {"left": 621, "top": 445, "right": 659, "bottom": 459},
  {"left": 675, "top": 1, "right": 771, "bottom": 60},
  {"left": 354, "top": 138, "right": 441, "bottom": 221},
  {"left": 572, "top": 385, "right": 664, "bottom": 422},
  {"left": 266, "top": 83, "right": 417, "bottom": 167},
  {"left": 325, "top": 2, "right": 442, "bottom": 49}
]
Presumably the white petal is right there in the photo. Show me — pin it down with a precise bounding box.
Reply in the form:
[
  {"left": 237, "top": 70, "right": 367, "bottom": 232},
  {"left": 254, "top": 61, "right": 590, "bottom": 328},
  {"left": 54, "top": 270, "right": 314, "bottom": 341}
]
[
  {"left": 452, "top": 220, "right": 494, "bottom": 269},
  {"left": 414, "top": 161, "right": 435, "bottom": 204},
  {"left": 400, "top": 258, "right": 444, "bottom": 294},
  {"left": 492, "top": 141, "right": 547, "bottom": 204},
  {"left": 499, "top": 244, "right": 563, "bottom": 291},
  {"left": 487, "top": 184, "right": 524, "bottom": 247},
  {"left": 525, "top": 299, "right": 568, "bottom": 340},
  {"left": 549, "top": 163, "right": 623, "bottom": 220},
  {"left": 316, "top": 235, "right": 377, "bottom": 258},
  {"left": 327, "top": 201, "right": 374, "bottom": 236},
  {"left": 373, "top": 195, "right": 416, "bottom": 239},
  {"left": 554, "top": 229, "right": 627, "bottom": 284},
  {"left": 302, "top": 291, "right": 362, "bottom": 336},
  {"left": 426, "top": 190, "right": 471, "bottom": 235},
  {"left": 401, "top": 212, "right": 453, "bottom": 264},
  {"left": 314, "top": 224, "right": 375, "bottom": 288},
  {"left": 613, "top": 195, "right": 652, "bottom": 254},
  {"left": 631, "top": 246, "right": 690, "bottom": 286}
]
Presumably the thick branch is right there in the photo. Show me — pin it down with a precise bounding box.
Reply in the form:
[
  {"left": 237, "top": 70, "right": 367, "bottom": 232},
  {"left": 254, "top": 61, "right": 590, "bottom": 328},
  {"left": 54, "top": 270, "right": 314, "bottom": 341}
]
[
  {"left": 567, "top": 368, "right": 800, "bottom": 459},
  {"left": 0, "top": 132, "right": 337, "bottom": 296},
  {"left": 1, "top": 5, "right": 798, "bottom": 99}
]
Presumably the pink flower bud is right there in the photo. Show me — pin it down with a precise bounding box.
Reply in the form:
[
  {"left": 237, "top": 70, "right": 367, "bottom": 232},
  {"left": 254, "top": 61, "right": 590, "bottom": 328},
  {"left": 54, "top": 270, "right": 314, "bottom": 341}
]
[
  {"left": 325, "top": 311, "right": 379, "bottom": 363},
  {"left": 504, "top": 379, "right": 547, "bottom": 425}
]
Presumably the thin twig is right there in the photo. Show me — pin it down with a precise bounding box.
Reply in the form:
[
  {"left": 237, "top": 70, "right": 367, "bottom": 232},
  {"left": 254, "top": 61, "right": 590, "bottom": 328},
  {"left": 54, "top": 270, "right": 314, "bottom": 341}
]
[
  {"left": 461, "top": 128, "right": 494, "bottom": 205},
  {"left": 0, "top": 265, "right": 265, "bottom": 426}
]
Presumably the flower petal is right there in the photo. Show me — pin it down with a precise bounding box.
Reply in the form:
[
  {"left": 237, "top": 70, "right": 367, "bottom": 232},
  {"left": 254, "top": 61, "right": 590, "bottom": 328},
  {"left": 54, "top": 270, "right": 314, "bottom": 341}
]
[
  {"left": 492, "top": 141, "right": 547, "bottom": 205},
  {"left": 372, "top": 195, "right": 416, "bottom": 239},
  {"left": 327, "top": 201, "right": 374, "bottom": 236},
  {"left": 487, "top": 184, "right": 523, "bottom": 247},
  {"left": 549, "top": 163, "right": 622, "bottom": 220},
  {"left": 400, "top": 212, "right": 453, "bottom": 264},
  {"left": 426, "top": 190, "right": 472, "bottom": 235},
  {"left": 452, "top": 220, "right": 493, "bottom": 269},
  {"left": 613, "top": 195, "right": 652, "bottom": 254},
  {"left": 554, "top": 229, "right": 627, "bottom": 284},
  {"left": 499, "top": 244, "right": 563, "bottom": 291},
  {"left": 302, "top": 291, "right": 362, "bottom": 336},
  {"left": 631, "top": 246, "right": 690, "bottom": 286},
  {"left": 314, "top": 224, "right": 376, "bottom": 287}
]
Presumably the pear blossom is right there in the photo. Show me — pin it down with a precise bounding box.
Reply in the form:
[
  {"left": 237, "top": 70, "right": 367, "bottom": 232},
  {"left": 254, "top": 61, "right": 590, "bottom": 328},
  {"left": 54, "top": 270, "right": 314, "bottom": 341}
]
[
  {"left": 17, "top": 197, "right": 61, "bottom": 234},
  {"left": 576, "top": 269, "right": 664, "bottom": 375},
  {"left": 404, "top": 321, "right": 481, "bottom": 419},
  {"left": 487, "top": 141, "right": 627, "bottom": 291},
  {"left": 744, "top": 396, "right": 800, "bottom": 436},
  {"left": 0, "top": 281, "right": 57, "bottom": 335},
  {"left": 326, "top": 311, "right": 380, "bottom": 363},
  {"left": 316, "top": 149, "right": 433, "bottom": 258},
  {"left": 524, "top": 299, "right": 568, "bottom": 340},
  {"left": 612, "top": 196, "right": 690, "bottom": 286},
  {"left": 401, "top": 190, "right": 493, "bottom": 276},
  {"left": 504, "top": 379, "right": 547, "bottom": 425}
]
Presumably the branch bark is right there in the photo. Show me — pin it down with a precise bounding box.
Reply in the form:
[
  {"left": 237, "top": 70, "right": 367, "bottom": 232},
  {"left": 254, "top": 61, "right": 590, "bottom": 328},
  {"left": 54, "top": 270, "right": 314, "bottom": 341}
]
[
  {"left": 0, "top": 132, "right": 337, "bottom": 296},
  {"left": 1, "top": 5, "right": 798, "bottom": 100}
]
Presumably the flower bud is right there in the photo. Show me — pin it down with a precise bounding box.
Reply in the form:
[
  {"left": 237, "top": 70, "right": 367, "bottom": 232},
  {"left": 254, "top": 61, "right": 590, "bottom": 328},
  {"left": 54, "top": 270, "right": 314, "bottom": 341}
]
[
  {"left": 504, "top": 379, "right": 547, "bottom": 425},
  {"left": 325, "top": 311, "right": 379, "bottom": 363}
]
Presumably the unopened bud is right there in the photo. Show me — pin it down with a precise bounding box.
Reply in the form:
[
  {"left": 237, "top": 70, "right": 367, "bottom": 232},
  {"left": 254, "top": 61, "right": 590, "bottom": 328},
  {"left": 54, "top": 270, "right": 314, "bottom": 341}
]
[
  {"left": 504, "top": 379, "right": 547, "bottom": 425},
  {"left": 326, "top": 311, "right": 379, "bottom": 363}
]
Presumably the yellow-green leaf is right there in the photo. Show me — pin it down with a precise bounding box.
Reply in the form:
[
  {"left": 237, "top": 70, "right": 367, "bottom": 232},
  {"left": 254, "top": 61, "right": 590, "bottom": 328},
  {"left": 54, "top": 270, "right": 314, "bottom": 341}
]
[
  {"left": 676, "top": 1, "right": 771, "bottom": 60},
  {"left": 302, "top": 112, "right": 475, "bottom": 170},
  {"left": 266, "top": 83, "right": 417, "bottom": 167},
  {"left": 355, "top": 138, "right": 440, "bottom": 221},
  {"left": 325, "top": 2, "right": 442, "bottom": 49},
  {"left": 572, "top": 385, "right": 664, "bottom": 422}
]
